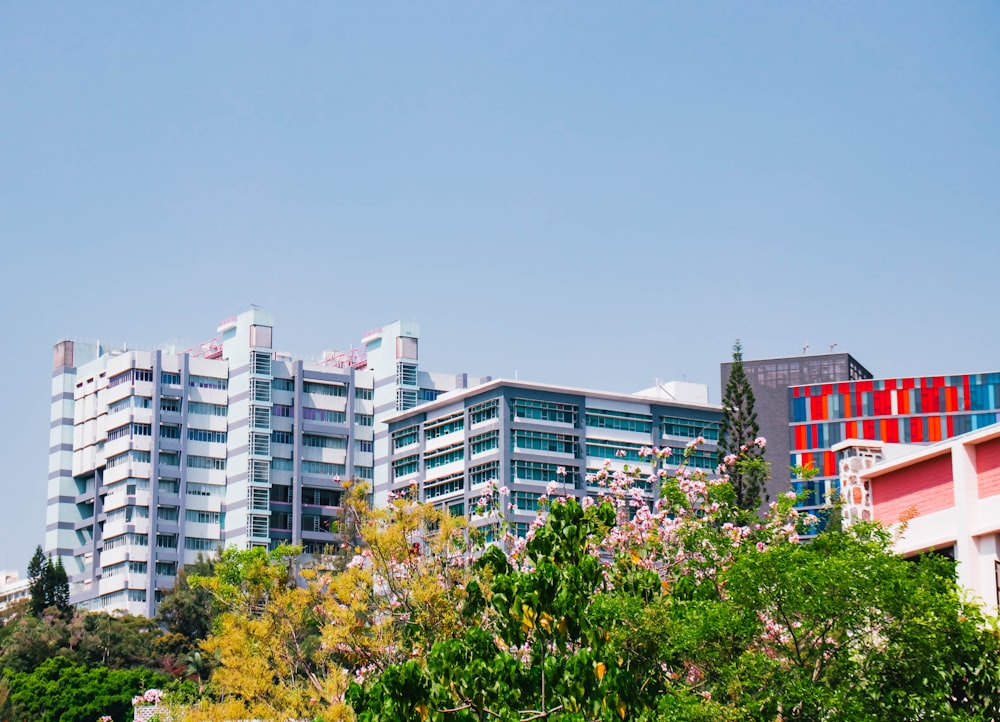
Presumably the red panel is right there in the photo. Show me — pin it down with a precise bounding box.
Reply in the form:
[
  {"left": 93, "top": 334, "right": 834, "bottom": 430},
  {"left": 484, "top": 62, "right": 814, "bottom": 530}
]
[
  {"left": 874, "top": 391, "right": 891, "bottom": 416},
  {"left": 946, "top": 416, "right": 954, "bottom": 437},
  {"left": 794, "top": 426, "right": 807, "bottom": 450},
  {"left": 857, "top": 380, "right": 874, "bottom": 393},
  {"left": 863, "top": 419, "right": 876, "bottom": 439},
  {"left": 977, "top": 437, "right": 1000, "bottom": 499},
  {"left": 910, "top": 417, "right": 923, "bottom": 443},
  {"left": 823, "top": 451, "right": 835, "bottom": 477},
  {"left": 822, "top": 384, "right": 833, "bottom": 395},
  {"left": 872, "top": 454, "right": 954, "bottom": 523},
  {"left": 811, "top": 396, "right": 824, "bottom": 420},
  {"left": 902, "top": 377, "right": 915, "bottom": 390},
  {"left": 885, "top": 419, "right": 900, "bottom": 443},
  {"left": 885, "top": 379, "right": 897, "bottom": 391},
  {"left": 846, "top": 420, "right": 857, "bottom": 438}
]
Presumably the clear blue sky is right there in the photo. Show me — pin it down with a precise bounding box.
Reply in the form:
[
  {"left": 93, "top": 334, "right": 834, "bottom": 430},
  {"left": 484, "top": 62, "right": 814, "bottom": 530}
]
[{"left": 1, "top": 2, "right": 998, "bottom": 573}]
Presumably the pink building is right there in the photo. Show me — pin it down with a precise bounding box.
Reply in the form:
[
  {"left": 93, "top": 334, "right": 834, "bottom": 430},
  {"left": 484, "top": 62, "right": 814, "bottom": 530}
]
[{"left": 836, "top": 425, "right": 1000, "bottom": 615}]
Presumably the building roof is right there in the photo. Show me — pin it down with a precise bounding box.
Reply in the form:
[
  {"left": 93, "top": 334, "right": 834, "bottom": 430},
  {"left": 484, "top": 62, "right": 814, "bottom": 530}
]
[{"left": 384, "top": 377, "right": 722, "bottom": 424}]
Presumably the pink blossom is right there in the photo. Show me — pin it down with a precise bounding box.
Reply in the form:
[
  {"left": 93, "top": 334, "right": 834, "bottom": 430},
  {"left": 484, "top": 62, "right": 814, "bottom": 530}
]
[
  {"left": 755, "top": 437, "right": 767, "bottom": 448},
  {"left": 615, "top": 449, "right": 627, "bottom": 458},
  {"left": 556, "top": 466, "right": 567, "bottom": 476}
]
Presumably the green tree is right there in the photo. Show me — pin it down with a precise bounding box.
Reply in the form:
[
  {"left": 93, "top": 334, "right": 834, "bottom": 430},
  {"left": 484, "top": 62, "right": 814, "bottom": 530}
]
[
  {"left": 4, "top": 655, "right": 168, "bottom": 722},
  {"left": 719, "top": 339, "right": 767, "bottom": 510},
  {"left": 26, "top": 546, "right": 70, "bottom": 617}
]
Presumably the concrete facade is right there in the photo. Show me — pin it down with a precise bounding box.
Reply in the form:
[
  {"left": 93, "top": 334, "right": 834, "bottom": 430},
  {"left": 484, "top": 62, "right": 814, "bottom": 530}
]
[
  {"left": 47, "top": 310, "right": 485, "bottom": 616},
  {"left": 837, "top": 426, "right": 1000, "bottom": 615}
]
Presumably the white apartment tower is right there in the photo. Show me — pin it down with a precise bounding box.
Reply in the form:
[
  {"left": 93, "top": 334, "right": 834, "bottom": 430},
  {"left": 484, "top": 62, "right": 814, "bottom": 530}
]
[{"left": 47, "top": 309, "right": 485, "bottom": 616}]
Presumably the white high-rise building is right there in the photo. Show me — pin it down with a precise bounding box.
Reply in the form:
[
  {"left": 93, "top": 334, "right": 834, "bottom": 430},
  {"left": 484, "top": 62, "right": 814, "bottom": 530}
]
[{"left": 47, "top": 309, "right": 487, "bottom": 616}]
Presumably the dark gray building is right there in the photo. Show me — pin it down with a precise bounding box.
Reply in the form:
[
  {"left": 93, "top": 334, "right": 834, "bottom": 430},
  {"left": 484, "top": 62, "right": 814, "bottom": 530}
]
[{"left": 720, "top": 353, "right": 873, "bottom": 505}]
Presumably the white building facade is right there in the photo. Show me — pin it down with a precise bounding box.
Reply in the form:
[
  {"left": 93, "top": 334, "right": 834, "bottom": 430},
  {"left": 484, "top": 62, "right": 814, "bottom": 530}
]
[
  {"left": 385, "top": 379, "right": 723, "bottom": 535},
  {"left": 47, "top": 309, "right": 485, "bottom": 616}
]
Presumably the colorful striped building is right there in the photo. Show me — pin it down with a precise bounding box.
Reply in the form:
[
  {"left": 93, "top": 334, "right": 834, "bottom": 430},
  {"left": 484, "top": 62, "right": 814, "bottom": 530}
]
[{"left": 789, "top": 373, "right": 1000, "bottom": 511}]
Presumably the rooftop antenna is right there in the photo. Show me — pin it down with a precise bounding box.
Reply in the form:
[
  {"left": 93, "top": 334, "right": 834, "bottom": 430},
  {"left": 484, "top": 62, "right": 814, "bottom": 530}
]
[
  {"left": 802, "top": 343, "right": 810, "bottom": 355},
  {"left": 829, "top": 343, "right": 839, "bottom": 352}
]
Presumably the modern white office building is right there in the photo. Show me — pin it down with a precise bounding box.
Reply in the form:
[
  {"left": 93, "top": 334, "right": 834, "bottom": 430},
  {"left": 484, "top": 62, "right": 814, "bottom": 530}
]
[
  {"left": 47, "top": 309, "right": 487, "bottom": 616},
  {"left": 385, "top": 379, "right": 723, "bottom": 535}
]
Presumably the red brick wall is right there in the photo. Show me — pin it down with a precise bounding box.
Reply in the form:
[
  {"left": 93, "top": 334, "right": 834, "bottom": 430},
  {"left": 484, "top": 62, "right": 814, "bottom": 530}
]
[
  {"left": 872, "top": 454, "right": 954, "bottom": 524},
  {"left": 976, "top": 437, "right": 1000, "bottom": 499}
]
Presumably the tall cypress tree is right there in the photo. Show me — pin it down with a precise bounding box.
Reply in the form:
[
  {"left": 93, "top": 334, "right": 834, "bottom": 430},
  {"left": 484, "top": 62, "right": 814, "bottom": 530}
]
[
  {"left": 27, "top": 546, "right": 47, "bottom": 617},
  {"left": 719, "top": 340, "right": 766, "bottom": 510},
  {"left": 26, "top": 546, "right": 70, "bottom": 616}
]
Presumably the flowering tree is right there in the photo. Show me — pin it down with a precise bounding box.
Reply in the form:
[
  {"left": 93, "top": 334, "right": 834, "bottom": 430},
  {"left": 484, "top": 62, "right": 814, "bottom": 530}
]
[
  {"left": 347, "top": 446, "right": 1000, "bottom": 721},
  {"left": 165, "top": 445, "right": 1000, "bottom": 721}
]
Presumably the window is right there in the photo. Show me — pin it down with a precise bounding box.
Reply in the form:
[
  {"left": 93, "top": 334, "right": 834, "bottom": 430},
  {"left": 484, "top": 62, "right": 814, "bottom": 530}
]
[
  {"left": 156, "top": 533, "right": 178, "bottom": 549},
  {"left": 355, "top": 465, "right": 373, "bottom": 479},
  {"left": 396, "top": 388, "right": 417, "bottom": 411},
  {"left": 303, "top": 407, "right": 346, "bottom": 424},
  {"left": 250, "top": 432, "right": 270, "bottom": 456},
  {"left": 393, "top": 455, "right": 420, "bottom": 478},
  {"left": 425, "top": 413, "right": 463, "bottom": 439},
  {"left": 189, "top": 401, "right": 227, "bottom": 417},
  {"left": 470, "top": 399, "right": 499, "bottom": 424},
  {"left": 271, "top": 458, "right": 293, "bottom": 471},
  {"left": 189, "top": 428, "right": 227, "bottom": 444},
  {"left": 251, "top": 350, "right": 272, "bottom": 374},
  {"left": 272, "top": 377, "right": 295, "bottom": 392},
  {"left": 251, "top": 406, "right": 271, "bottom": 429},
  {"left": 512, "top": 429, "right": 576, "bottom": 454},
  {"left": 512, "top": 460, "right": 579, "bottom": 486},
  {"left": 303, "top": 434, "right": 347, "bottom": 449},
  {"left": 425, "top": 442, "right": 463, "bottom": 469},
  {"left": 303, "top": 381, "right": 347, "bottom": 397},
  {"left": 586, "top": 439, "right": 644, "bottom": 462},
  {"left": 661, "top": 416, "right": 720, "bottom": 441},
  {"left": 355, "top": 439, "right": 373, "bottom": 453},
  {"left": 665, "top": 448, "right": 716, "bottom": 470},
  {"left": 585, "top": 408, "right": 652, "bottom": 434},
  {"left": 186, "top": 509, "right": 220, "bottom": 524},
  {"left": 512, "top": 399, "right": 577, "bottom": 425},
  {"left": 108, "top": 396, "right": 152, "bottom": 414},
  {"left": 272, "top": 430, "right": 294, "bottom": 445},
  {"left": 160, "top": 451, "right": 180, "bottom": 466},
  {"left": 186, "top": 482, "right": 221, "bottom": 497},
  {"left": 512, "top": 491, "right": 542, "bottom": 511},
  {"left": 392, "top": 426, "right": 420, "bottom": 450},
  {"left": 425, "top": 472, "right": 464, "bottom": 499},
  {"left": 187, "top": 455, "right": 226, "bottom": 470},
  {"left": 189, "top": 375, "right": 228, "bottom": 390},
  {"left": 158, "top": 478, "right": 180, "bottom": 494},
  {"left": 184, "top": 537, "right": 219, "bottom": 551},
  {"left": 354, "top": 413, "right": 373, "bottom": 427},
  {"left": 355, "top": 387, "right": 373, "bottom": 400},
  {"left": 155, "top": 562, "right": 176, "bottom": 576},
  {"left": 396, "top": 362, "right": 418, "bottom": 386},
  {"left": 272, "top": 485, "right": 292, "bottom": 502},
  {"left": 161, "top": 372, "right": 181, "bottom": 385},
  {"left": 157, "top": 507, "right": 179, "bottom": 521},
  {"left": 469, "top": 461, "right": 499, "bottom": 487},
  {"left": 160, "top": 396, "right": 181, "bottom": 413},
  {"left": 272, "top": 512, "right": 291, "bottom": 530},
  {"left": 107, "top": 423, "right": 151, "bottom": 441},
  {"left": 303, "top": 487, "right": 342, "bottom": 506},
  {"left": 160, "top": 425, "right": 181, "bottom": 439},
  {"left": 418, "top": 388, "right": 442, "bottom": 402},
  {"left": 301, "top": 460, "right": 346, "bottom": 477},
  {"left": 273, "top": 404, "right": 294, "bottom": 418}
]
